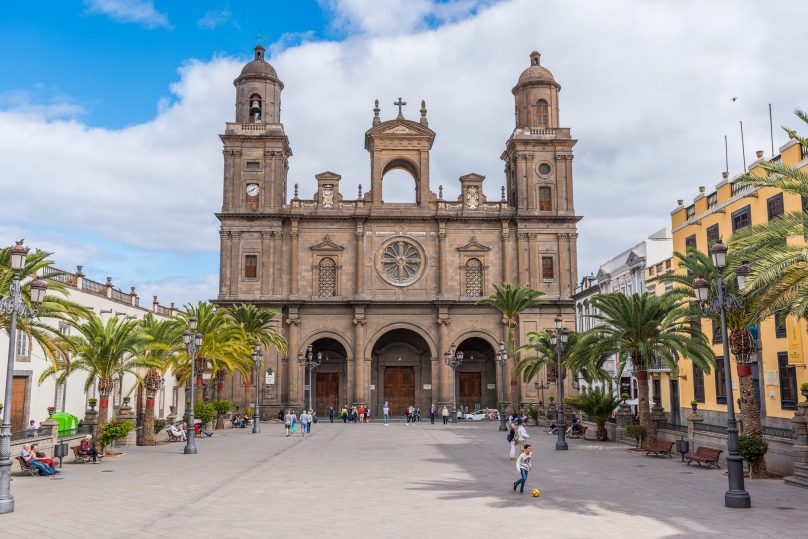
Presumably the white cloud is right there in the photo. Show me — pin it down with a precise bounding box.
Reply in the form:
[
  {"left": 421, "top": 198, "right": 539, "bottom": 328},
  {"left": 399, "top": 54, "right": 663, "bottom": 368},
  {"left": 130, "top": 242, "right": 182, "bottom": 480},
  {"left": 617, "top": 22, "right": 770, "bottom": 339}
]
[
  {"left": 133, "top": 274, "right": 219, "bottom": 310},
  {"left": 2, "top": 0, "right": 807, "bottom": 293},
  {"left": 84, "top": 0, "right": 171, "bottom": 29},
  {"left": 197, "top": 7, "right": 237, "bottom": 30}
]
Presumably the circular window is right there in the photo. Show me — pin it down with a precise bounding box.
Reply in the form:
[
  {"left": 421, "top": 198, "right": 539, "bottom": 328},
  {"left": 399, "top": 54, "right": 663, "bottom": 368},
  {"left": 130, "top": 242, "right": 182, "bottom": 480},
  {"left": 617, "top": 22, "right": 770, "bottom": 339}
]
[
  {"left": 537, "top": 162, "right": 552, "bottom": 176},
  {"left": 377, "top": 237, "right": 425, "bottom": 287}
]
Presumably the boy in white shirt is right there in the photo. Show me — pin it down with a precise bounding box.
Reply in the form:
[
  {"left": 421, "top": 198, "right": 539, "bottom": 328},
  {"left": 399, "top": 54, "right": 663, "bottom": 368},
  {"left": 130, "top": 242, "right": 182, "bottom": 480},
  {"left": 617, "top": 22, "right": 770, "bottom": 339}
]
[{"left": 513, "top": 444, "right": 533, "bottom": 494}]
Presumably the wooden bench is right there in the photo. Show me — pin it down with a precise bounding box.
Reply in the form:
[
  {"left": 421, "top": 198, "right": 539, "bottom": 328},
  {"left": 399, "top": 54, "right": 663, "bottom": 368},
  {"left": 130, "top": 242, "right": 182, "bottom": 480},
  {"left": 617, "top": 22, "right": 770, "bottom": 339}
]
[
  {"left": 17, "top": 456, "right": 39, "bottom": 476},
  {"left": 645, "top": 440, "right": 674, "bottom": 458},
  {"left": 568, "top": 425, "right": 588, "bottom": 439},
  {"left": 685, "top": 446, "right": 723, "bottom": 469},
  {"left": 70, "top": 445, "right": 102, "bottom": 464}
]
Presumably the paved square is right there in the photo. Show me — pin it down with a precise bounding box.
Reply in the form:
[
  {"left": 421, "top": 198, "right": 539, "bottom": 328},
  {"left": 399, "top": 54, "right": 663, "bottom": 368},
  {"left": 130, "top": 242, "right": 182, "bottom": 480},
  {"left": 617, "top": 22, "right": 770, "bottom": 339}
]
[{"left": 4, "top": 422, "right": 806, "bottom": 538}]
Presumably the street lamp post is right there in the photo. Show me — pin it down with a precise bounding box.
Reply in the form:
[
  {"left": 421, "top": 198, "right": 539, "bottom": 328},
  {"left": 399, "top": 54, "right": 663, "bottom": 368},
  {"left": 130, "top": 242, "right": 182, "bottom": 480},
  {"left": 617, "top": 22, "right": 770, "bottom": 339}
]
[
  {"left": 0, "top": 242, "right": 48, "bottom": 514},
  {"left": 444, "top": 347, "right": 464, "bottom": 423},
  {"left": 182, "top": 317, "right": 203, "bottom": 455},
  {"left": 252, "top": 340, "right": 263, "bottom": 434},
  {"left": 551, "top": 315, "right": 569, "bottom": 451},
  {"left": 693, "top": 241, "right": 752, "bottom": 509},
  {"left": 495, "top": 341, "right": 508, "bottom": 431},
  {"left": 298, "top": 345, "right": 324, "bottom": 412}
]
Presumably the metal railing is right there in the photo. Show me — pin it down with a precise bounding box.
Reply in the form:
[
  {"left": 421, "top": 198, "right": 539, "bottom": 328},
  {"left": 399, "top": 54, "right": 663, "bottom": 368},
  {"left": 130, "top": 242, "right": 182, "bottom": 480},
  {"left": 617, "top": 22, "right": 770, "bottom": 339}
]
[
  {"left": 658, "top": 422, "right": 688, "bottom": 434},
  {"left": 82, "top": 278, "right": 104, "bottom": 293},
  {"left": 111, "top": 288, "right": 129, "bottom": 303},
  {"left": 693, "top": 422, "right": 728, "bottom": 435},
  {"left": 11, "top": 426, "right": 53, "bottom": 442},
  {"left": 57, "top": 424, "right": 94, "bottom": 438},
  {"left": 761, "top": 425, "right": 797, "bottom": 440},
  {"left": 42, "top": 266, "right": 78, "bottom": 286}
]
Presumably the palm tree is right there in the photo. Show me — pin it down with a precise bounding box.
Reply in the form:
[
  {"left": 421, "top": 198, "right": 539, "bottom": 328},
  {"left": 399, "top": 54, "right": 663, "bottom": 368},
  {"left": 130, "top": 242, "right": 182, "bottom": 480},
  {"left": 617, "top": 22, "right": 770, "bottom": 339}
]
[
  {"left": 730, "top": 109, "right": 808, "bottom": 318},
  {"left": 477, "top": 283, "right": 545, "bottom": 410},
  {"left": 137, "top": 314, "right": 182, "bottom": 446},
  {"left": 175, "top": 302, "right": 251, "bottom": 403},
  {"left": 564, "top": 387, "right": 622, "bottom": 441},
  {"left": 0, "top": 246, "right": 89, "bottom": 367},
  {"left": 658, "top": 249, "right": 764, "bottom": 445},
  {"left": 42, "top": 314, "right": 154, "bottom": 438},
  {"left": 572, "top": 293, "right": 714, "bottom": 448},
  {"left": 516, "top": 330, "right": 610, "bottom": 389},
  {"left": 225, "top": 304, "right": 287, "bottom": 403}
]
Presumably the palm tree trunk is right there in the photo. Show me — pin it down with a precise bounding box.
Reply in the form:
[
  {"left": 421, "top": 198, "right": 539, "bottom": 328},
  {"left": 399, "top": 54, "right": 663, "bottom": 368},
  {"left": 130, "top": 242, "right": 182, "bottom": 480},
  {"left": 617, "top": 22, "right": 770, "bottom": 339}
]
[
  {"left": 596, "top": 421, "right": 607, "bottom": 441},
  {"left": 142, "top": 390, "right": 157, "bottom": 446},
  {"left": 96, "top": 389, "right": 112, "bottom": 440},
  {"left": 636, "top": 369, "right": 656, "bottom": 449},
  {"left": 737, "top": 365, "right": 767, "bottom": 477}
]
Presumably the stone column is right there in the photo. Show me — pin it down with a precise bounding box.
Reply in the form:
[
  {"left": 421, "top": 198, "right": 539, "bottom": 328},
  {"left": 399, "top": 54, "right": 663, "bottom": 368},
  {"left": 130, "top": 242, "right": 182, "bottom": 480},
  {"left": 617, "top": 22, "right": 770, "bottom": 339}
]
[
  {"left": 438, "top": 223, "right": 447, "bottom": 297},
  {"left": 516, "top": 232, "right": 529, "bottom": 287},
  {"left": 525, "top": 153, "right": 536, "bottom": 210},
  {"left": 229, "top": 231, "right": 240, "bottom": 296},
  {"left": 354, "top": 222, "right": 365, "bottom": 297},
  {"left": 261, "top": 232, "right": 272, "bottom": 296},
  {"left": 785, "top": 398, "right": 808, "bottom": 488},
  {"left": 500, "top": 222, "right": 511, "bottom": 284},
  {"left": 687, "top": 409, "right": 704, "bottom": 449},
  {"left": 219, "top": 231, "right": 229, "bottom": 296},
  {"left": 515, "top": 154, "right": 527, "bottom": 210},
  {"left": 615, "top": 402, "right": 633, "bottom": 442},
  {"left": 289, "top": 222, "right": 299, "bottom": 296},
  {"left": 353, "top": 310, "right": 367, "bottom": 405},
  {"left": 437, "top": 317, "right": 450, "bottom": 405},
  {"left": 273, "top": 232, "right": 282, "bottom": 295},
  {"left": 117, "top": 398, "right": 137, "bottom": 447},
  {"left": 346, "top": 358, "right": 355, "bottom": 406},
  {"left": 528, "top": 233, "right": 538, "bottom": 289},
  {"left": 285, "top": 313, "right": 302, "bottom": 408}
]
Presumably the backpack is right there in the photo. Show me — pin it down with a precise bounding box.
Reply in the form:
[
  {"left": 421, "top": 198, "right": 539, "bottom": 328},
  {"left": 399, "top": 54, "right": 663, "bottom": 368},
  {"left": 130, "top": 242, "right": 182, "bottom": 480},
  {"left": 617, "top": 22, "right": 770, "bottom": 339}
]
[{"left": 506, "top": 430, "right": 515, "bottom": 443}]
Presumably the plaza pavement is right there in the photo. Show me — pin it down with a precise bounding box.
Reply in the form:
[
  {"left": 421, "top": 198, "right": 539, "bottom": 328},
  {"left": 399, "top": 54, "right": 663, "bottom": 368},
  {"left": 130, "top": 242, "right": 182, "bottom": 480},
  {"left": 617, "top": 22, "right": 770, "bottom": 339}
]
[{"left": 3, "top": 420, "right": 807, "bottom": 538}]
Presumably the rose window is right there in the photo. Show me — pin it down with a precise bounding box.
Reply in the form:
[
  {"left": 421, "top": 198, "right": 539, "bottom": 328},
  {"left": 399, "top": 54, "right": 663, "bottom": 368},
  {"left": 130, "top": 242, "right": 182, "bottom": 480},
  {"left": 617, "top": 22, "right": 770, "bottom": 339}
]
[{"left": 379, "top": 239, "right": 423, "bottom": 286}]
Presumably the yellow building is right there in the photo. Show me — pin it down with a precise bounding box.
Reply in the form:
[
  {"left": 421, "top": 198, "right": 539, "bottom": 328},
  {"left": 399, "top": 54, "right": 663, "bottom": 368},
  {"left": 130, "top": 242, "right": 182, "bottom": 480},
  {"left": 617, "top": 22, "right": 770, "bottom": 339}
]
[{"left": 665, "top": 139, "right": 808, "bottom": 428}]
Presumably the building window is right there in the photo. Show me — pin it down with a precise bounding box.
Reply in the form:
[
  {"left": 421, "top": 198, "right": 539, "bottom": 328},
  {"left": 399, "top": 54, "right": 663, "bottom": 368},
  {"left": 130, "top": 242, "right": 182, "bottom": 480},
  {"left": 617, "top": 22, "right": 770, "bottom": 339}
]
[
  {"left": 707, "top": 192, "right": 718, "bottom": 208},
  {"left": 767, "top": 193, "right": 784, "bottom": 220},
  {"left": 536, "top": 99, "right": 549, "bottom": 127},
  {"left": 15, "top": 330, "right": 29, "bottom": 358},
  {"left": 731, "top": 205, "right": 752, "bottom": 232},
  {"left": 775, "top": 311, "right": 787, "bottom": 338},
  {"left": 318, "top": 257, "right": 337, "bottom": 297},
  {"left": 648, "top": 266, "right": 655, "bottom": 276},
  {"left": 686, "top": 205, "right": 695, "bottom": 220},
  {"left": 692, "top": 365, "right": 705, "bottom": 403},
  {"left": 538, "top": 186, "right": 552, "bottom": 211},
  {"left": 706, "top": 224, "right": 720, "bottom": 248},
  {"left": 665, "top": 259, "right": 671, "bottom": 270},
  {"left": 712, "top": 319, "right": 722, "bottom": 344},
  {"left": 248, "top": 94, "right": 262, "bottom": 123},
  {"left": 685, "top": 235, "right": 697, "bottom": 250},
  {"left": 715, "top": 356, "right": 727, "bottom": 404},
  {"left": 541, "top": 256, "right": 554, "bottom": 280},
  {"left": 464, "top": 258, "right": 484, "bottom": 297},
  {"left": 244, "top": 255, "right": 258, "bottom": 279},
  {"left": 245, "top": 161, "right": 260, "bottom": 170},
  {"left": 779, "top": 352, "right": 797, "bottom": 410},
  {"left": 58, "top": 322, "right": 70, "bottom": 336}
]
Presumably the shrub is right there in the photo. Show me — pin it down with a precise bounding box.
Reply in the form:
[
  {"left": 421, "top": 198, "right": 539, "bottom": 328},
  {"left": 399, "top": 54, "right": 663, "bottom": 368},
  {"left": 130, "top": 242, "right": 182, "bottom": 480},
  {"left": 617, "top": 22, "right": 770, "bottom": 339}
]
[
  {"left": 545, "top": 410, "right": 555, "bottom": 420},
  {"left": 99, "top": 419, "right": 134, "bottom": 448},
  {"left": 739, "top": 435, "right": 768, "bottom": 463},
  {"left": 626, "top": 424, "right": 646, "bottom": 447},
  {"left": 194, "top": 402, "right": 216, "bottom": 425},
  {"left": 243, "top": 406, "right": 254, "bottom": 419},
  {"left": 154, "top": 419, "right": 166, "bottom": 434},
  {"left": 564, "top": 387, "right": 621, "bottom": 441},
  {"left": 801, "top": 382, "right": 808, "bottom": 392},
  {"left": 620, "top": 392, "right": 629, "bottom": 400},
  {"left": 88, "top": 398, "right": 98, "bottom": 406},
  {"left": 526, "top": 404, "right": 540, "bottom": 426},
  {"left": 212, "top": 400, "right": 231, "bottom": 415},
  {"left": 690, "top": 400, "right": 698, "bottom": 406}
]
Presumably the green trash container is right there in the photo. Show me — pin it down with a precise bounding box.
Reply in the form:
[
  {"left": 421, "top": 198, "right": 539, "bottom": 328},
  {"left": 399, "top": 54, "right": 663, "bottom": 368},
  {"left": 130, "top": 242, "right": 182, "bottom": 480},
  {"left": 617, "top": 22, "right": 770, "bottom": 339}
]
[{"left": 52, "top": 412, "right": 79, "bottom": 433}]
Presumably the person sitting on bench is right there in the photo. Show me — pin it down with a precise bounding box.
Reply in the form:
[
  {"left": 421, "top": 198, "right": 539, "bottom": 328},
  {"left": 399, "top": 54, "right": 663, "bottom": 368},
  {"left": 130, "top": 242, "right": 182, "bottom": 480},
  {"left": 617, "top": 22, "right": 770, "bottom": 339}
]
[
  {"left": 194, "top": 421, "right": 213, "bottom": 437},
  {"left": 546, "top": 422, "right": 558, "bottom": 434},
  {"left": 566, "top": 417, "right": 580, "bottom": 435},
  {"left": 21, "top": 444, "right": 59, "bottom": 476},
  {"left": 30, "top": 443, "right": 56, "bottom": 468},
  {"left": 77, "top": 435, "right": 99, "bottom": 462}
]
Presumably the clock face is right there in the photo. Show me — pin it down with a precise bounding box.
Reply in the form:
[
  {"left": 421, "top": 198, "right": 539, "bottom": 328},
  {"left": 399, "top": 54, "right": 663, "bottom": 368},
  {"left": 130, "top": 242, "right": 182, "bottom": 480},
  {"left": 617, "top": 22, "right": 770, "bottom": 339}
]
[{"left": 246, "top": 184, "right": 260, "bottom": 196}]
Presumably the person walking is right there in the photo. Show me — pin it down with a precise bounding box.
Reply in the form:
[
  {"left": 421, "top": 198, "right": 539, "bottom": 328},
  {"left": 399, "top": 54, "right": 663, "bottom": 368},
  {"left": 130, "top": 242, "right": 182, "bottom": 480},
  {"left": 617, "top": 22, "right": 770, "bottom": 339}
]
[
  {"left": 517, "top": 421, "right": 530, "bottom": 452},
  {"left": 358, "top": 405, "right": 365, "bottom": 424},
  {"left": 507, "top": 423, "right": 518, "bottom": 460},
  {"left": 442, "top": 405, "right": 449, "bottom": 425},
  {"left": 284, "top": 410, "right": 292, "bottom": 437},
  {"left": 329, "top": 406, "right": 335, "bottom": 423},
  {"left": 430, "top": 403, "right": 436, "bottom": 425},
  {"left": 307, "top": 410, "right": 313, "bottom": 433},
  {"left": 383, "top": 402, "right": 390, "bottom": 426},
  {"left": 341, "top": 405, "right": 348, "bottom": 423},
  {"left": 512, "top": 444, "right": 533, "bottom": 494},
  {"left": 291, "top": 411, "right": 298, "bottom": 434},
  {"left": 300, "top": 410, "right": 310, "bottom": 437}
]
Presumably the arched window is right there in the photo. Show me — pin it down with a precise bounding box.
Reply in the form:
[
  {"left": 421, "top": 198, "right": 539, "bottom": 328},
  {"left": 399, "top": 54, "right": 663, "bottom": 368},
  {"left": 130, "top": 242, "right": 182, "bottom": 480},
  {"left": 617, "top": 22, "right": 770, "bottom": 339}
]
[
  {"left": 464, "top": 258, "right": 484, "bottom": 297},
  {"left": 536, "top": 99, "right": 549, "bottom": 128},
  {"left": 318, "top": 257, "right": 337, "bottom": 297},
  {"left": 538, "top": 186, "right": 553, "bottom": 211},
  {"left": 249, "top": 94, "right": 262, "bottom": 123}
]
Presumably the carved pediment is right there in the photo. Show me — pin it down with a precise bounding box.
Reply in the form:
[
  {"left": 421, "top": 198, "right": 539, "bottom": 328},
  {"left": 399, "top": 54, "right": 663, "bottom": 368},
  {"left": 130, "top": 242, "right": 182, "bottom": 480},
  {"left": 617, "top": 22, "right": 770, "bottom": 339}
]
[
  {"left": 456, "top": 236, "right": 491, "bottom": 253},
  {"left": 626, "top": 250, "right": 645, "bottom": 268},
  {"left": 384, "top": 125, "right": 418, "bottom": 135},
  {"left": 310, "top": 235, "right": 344, "bottom": 252},
  {"left": 595, "top": 268, "right": 610, "bottom": 282}
]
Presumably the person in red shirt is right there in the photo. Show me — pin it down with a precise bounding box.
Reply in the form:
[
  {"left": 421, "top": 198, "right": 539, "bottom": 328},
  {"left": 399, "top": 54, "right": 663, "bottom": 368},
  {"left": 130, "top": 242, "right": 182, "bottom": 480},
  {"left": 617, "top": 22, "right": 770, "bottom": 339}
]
[{"left": 358, "top": 405, "right": 365, "bottom": 423}]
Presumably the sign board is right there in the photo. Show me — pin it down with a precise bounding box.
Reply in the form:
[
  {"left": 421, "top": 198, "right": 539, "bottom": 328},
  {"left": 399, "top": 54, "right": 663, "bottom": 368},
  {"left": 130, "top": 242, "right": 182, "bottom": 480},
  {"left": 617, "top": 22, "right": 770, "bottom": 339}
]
[
  {"left": 423, "top": 384, "right": 431, "bottom": 390},
  {"left": 764, "top": 371, "right": 779, "bottom": 386},
  {"left": 304, "top": 384, "right": 310, "bottom": 391},
  {"left": 369, "top": 384, "right": 376, "bottom": 391},
  {"left": 265, "top": 373, "right": 275, "bottom": 385},
  {"left": 487, "top": 383, "right": 496, "bottom": 390}
]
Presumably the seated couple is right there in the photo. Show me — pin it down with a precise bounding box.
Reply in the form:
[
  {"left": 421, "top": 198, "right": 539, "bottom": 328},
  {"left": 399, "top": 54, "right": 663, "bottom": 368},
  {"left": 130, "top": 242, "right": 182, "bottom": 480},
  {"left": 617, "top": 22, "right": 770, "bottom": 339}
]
[{"left": 20, "top": 443, "right": 60, "bottom": 476}]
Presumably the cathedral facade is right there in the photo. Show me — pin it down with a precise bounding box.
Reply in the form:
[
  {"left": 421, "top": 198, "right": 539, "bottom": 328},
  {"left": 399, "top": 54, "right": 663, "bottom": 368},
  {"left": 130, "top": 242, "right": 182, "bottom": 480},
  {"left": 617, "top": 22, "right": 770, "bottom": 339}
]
[{"left": 216, "top": 45, "right": 580, "bottom": 417}]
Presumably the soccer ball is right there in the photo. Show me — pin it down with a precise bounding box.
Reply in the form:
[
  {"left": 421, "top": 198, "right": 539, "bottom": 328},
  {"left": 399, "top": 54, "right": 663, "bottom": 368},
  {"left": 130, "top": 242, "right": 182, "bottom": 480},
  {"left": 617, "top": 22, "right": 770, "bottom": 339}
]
[{"left": 531, "top": 489, "right": 541, "bottom": 497}]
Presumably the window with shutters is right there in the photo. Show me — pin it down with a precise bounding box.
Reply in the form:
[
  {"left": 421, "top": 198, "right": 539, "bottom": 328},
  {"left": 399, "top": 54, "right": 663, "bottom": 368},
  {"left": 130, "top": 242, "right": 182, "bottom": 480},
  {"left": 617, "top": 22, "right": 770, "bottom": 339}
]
[
  {"left": 715, "top": 356, "right": 727, "bottom": 404},
  {"left": 536, "top": 99, "right": 549, "bottom": 127},
  {"left": 692, "top": 365, "right": 705, "bottom": 403},
  {"left": 731, "top": 205, "right": 752, "bottom": 232},
  {"left": 244, "top": 255, "right": 258, "bottom": 279},
  {"left": 767, "top": 193, "right": 784, "bottom": 220},
  {"left": 779, "top": 352, "right": 797, "bottom": 409},
  {"left": 538, "top": 186, "right": 552, "bottom": 211},
  {"left": 464, "top": 258, "right": 484, "bottom": 297},
  {"left": 541, "top": 256, "right": 554, "bottom": 280},
  {"left": 318, "top": 257, "right": 337, "bottom": 297},
  {"left": 15, "top": 330, "right": 29, "bottom": 359},
  {"left": 775, "top": 311, "right": 787, "bottom": 338},
  {"left": 706, "top": 224, "right": 720, "bottom": 248}
]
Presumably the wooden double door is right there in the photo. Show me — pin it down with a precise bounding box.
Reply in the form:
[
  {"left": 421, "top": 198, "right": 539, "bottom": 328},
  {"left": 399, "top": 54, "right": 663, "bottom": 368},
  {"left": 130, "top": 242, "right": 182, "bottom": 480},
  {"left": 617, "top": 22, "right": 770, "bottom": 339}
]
[
  {"left": 11, "top": 376, "right": 28, "bottom": 433},
  {"left": 458, "top": 372, "right": 481, "bottom": 410},
  {"left": 384, "top": 367, "right": 415, "bottom": 416},
  {"left": 316, "top": 372, "right": 340, "bottom": 414}
]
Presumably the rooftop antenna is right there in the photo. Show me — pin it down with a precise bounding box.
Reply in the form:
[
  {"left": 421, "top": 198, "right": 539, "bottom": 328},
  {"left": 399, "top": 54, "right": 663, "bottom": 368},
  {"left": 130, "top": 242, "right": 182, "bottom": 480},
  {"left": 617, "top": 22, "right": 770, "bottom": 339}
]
[
  {"left": 768, "top": 103, "right": 775, "bottom": 157},
  {"left": 740, "top": 121, "right": 747, "bottom": 171}
]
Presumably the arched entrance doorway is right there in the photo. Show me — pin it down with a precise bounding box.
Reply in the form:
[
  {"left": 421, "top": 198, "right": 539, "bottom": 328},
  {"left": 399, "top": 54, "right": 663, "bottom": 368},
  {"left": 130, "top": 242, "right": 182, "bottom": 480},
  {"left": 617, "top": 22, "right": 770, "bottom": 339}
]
[
  {"left": 370, "top": 328, "right": 433, "bottom": 416},
  {"left": 454, "top": 337, "right": 497, "bottom": 412},
  {"left": 307, "top": 338, "right": 348, "bottom": 414}
]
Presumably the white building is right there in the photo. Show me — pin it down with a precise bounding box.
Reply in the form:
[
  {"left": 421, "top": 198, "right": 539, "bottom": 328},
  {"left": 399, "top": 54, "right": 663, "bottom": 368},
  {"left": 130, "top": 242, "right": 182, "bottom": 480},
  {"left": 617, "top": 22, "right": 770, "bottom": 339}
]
[
  {"left": 573, "top": 228, "right": 673, "bottom": 404},
  {"left": 0, "top": 264, "right": 185, "bottom": 434}
]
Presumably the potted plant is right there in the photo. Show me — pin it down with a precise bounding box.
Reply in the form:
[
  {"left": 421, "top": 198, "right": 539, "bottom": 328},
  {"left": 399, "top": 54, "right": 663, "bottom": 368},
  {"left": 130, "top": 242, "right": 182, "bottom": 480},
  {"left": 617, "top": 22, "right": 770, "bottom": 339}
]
[
  {"left": 526, "top": 403, "right": 540, "bottom": 426},
  {"left": 99, "top": 418, "right": 135, "bottom": 453},
  {"left": 801, "top": 382, "right": 808, "bottom": 400},
  {"left": 620, "top": 392, "right": 629, "bottom": 403},
  {"left": 690, "top": 399, "right": 698, "bottom": 413},
  {"left": 626, "top": 424, "right": 646, "bottom": 448},
  {"left": 88, "top": 398, "right": 98, "bottom": 411},
  {"left": 548, "top": 395, "right": 555, "bottom": 403},
  {"left": 564, "top": 387, "right": 621, "bottom": 441},
  {"left": 212, "top": 400, "right": 231, "bottom": 429},
  {"left": 47, "top": 406, "right": 56, "bottom": 418}
]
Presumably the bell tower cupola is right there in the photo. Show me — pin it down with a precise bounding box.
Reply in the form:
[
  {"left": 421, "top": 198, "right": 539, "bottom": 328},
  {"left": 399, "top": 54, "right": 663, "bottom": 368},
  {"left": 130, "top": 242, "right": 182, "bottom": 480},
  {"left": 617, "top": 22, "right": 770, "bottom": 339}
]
[
  {"left": 512, "top": 51, "right": 560, "bottom": 129},
  {"left": 234, "top": 44, "right": 283, "bottom": 124}
]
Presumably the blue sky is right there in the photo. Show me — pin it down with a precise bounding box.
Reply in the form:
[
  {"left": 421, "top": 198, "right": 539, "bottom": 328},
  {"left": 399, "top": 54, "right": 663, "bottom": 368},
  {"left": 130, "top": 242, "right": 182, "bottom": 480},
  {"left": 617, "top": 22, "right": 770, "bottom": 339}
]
[{"left": 0, "top": 0, "right": 805, "bottom": 307}]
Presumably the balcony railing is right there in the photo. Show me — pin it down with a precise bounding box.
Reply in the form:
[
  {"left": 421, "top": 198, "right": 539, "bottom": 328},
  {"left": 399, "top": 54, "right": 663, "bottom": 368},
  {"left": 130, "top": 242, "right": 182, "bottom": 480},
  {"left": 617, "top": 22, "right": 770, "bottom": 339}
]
[
  {"left": 693, "top": 422, "right": 728, "bottom": 435},
  {"left": 646, "top": 359, "right": 671, "bottom": 373},
  {"left": 761, "top": 425, "right": 796, "bottom": 440},
  {"left": 11, "top": 426, "right": 53, "bottom": 442},
  {"left": 57, "top": 424, "right": 94, "bottom": 438}
]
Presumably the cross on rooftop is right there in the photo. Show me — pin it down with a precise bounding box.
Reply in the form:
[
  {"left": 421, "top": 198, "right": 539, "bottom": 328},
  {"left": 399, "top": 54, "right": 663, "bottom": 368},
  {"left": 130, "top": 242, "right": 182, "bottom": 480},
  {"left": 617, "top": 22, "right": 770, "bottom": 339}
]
[
  {"left": 255, "top": 32, "right": 268, "bottom": 45},
  {"left": 394, "top": 97, "right": 407, "bottom": 118}
]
